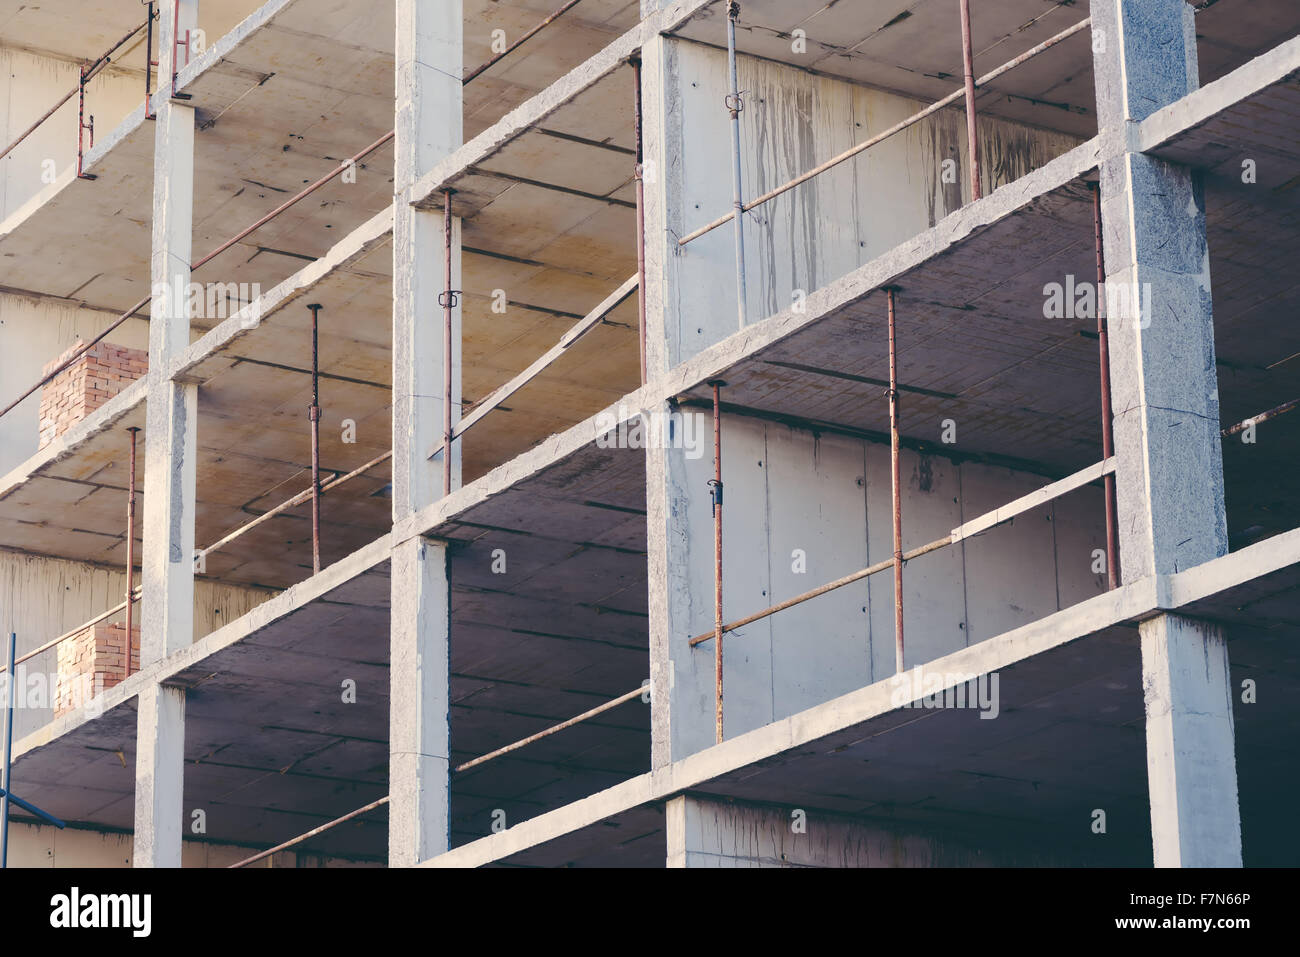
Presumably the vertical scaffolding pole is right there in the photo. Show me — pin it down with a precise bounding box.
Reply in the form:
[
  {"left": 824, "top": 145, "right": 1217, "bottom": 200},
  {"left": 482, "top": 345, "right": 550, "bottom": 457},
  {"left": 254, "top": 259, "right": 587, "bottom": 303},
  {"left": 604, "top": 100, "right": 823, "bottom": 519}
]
[
  {"left": 887, "top": 288, "right": 905, "bottom": 674},
  {"left": 958, "top": 0, "right": 982, "bottom": 202},
  {"left": 441, "top": 190, "right": 455, "bottom": 498},
  {"left": 307, "top": 303, "right": 323, "bottom": 575},
  {"left": 76, "top": 67, "right": 88, "bottom": 178},
  {"left": 632, "top": 56, "right": 648, "bottom": 385},
  {"left": 124, "top": 427, "right": 139, "bottom": 676},
  {"left": 708, "top": 381, "right": 725, "bottom": 743},
  {"left": 145, "top": 2, "right": 156, "bottom": 115},
  {"left": 725, "top": 2, "right": 748, "bottom": 328},
  {"left": 1, "top": 632, "right": 13, "bottom": 868},
  {"left": 1091, "top": 183, "right": 1119, "bottom": 589}
]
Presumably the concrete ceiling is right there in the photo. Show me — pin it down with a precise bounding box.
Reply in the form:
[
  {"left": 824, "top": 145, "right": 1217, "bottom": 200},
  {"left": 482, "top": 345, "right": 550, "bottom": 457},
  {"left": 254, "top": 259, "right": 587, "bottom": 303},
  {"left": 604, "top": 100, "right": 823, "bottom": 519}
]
[
  {"left": 21, "top": 533, "right": 1299, "bottom": 865},
  {"left": 672, "top": 0, "right": 1300, "bottom": 139},
  {"left": 0, "top": 0, "right": 264, "bottom": 65}
]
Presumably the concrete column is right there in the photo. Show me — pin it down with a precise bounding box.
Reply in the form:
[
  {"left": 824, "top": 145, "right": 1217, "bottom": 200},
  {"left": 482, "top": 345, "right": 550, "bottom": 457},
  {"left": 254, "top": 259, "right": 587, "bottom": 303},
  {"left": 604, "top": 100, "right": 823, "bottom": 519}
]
[
  {"left": 1140, "top": 614, "right": 1242, "bottom": 866},
  {"left": 134, "top": 0, "right": 198, "bottom": 869},
  {"left": 388, "top": 537, "right": 451, "bottom": 867},
  {"left": 1091, "top": 0, "right": 1226, "bottom": 582},
  {"left": 392, "top": 0, "right": 462, "bottom": 515},
  {"left": 132, "top": 684, "right": 186, "bottom": 868},
  {"left": 389, "top": 0, "right": 461, "bottom": 866},
  {"left": 1091, "top": 0, "right": 1241, "bottom": 866},
  {"left": 142, "top": 0, "right": 199, "bottom": 664}
]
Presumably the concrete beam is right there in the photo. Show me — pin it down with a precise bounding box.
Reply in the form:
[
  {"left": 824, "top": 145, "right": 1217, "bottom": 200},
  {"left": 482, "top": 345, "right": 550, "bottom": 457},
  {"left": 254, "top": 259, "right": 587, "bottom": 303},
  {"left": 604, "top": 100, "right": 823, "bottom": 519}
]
[
  {"left": 134, "top": 0, "right": 199, "bottom": 870},
  {"left": 1140, "top": 613, "right": 1242, "bottom": 866}
]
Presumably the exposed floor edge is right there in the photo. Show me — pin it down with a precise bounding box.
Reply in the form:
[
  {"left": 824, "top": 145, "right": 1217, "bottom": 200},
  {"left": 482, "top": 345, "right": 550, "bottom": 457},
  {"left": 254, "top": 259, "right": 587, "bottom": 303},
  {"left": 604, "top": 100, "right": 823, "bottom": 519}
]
[
  {"left": 11, "top": 530, "right": 391, "bottom": 762},
  {"left": 408, "top": 0, "right": 717, "bottom": 211},
  {"left": 169, "top": 0, "right": 301, "bottom": 109},
  {"left": 170, "top": 205, "right": 394, "bottom": 381},
  {"left": 1137, "top": 33, "right": 1300, "bottom": 154},
  {"left": 1165, "top": 526, "right": 1300, "bottom": 607},
  {"left": 396, "top": 382, "right": 653, "bottom": 546},
  {"left": 0, "top": 99, "right": 147, "bottom": 246},
  {"left": 0, "top": 377, "right": 147, "bottom": 496}
]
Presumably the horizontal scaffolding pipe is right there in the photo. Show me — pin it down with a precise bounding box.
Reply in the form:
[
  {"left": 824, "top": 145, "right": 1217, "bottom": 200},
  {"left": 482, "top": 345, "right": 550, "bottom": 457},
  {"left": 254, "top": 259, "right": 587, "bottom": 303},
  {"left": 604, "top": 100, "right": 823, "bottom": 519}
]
[
  {"left": 677, "top": 17, "right": 1092, "bottom": 247},
  {"left": 454, "top": 685, "right": 644, "bottom": 774},
  {"left": 197, "top": 451, "right": 394, "bottom": 561},
  {"left": 0, "top": 587, "right": 141, "bottom": 675},
  {"left": 191, "top": 130, "right": 395, "bottom": 272},
  {"left": 228, "top": 795, "right": 390, "bottom": 869},
  {"left": 0, "top": 17, "right": 151, "bottom": 163},
  {"left": 688, "top": 455, "right": 1113, "bottom": 646},
  {"left": 689, "top": 538, "right": 949, "bottom": 647},
  {"left": 1222, "top": 398, "right": 1300, "bottom": 437},
  {"left": 0, "top": 295, "right": 150, "bottom": 421},
  {"left": 428, "top": 275, "right": 638, "bottom": 460}
]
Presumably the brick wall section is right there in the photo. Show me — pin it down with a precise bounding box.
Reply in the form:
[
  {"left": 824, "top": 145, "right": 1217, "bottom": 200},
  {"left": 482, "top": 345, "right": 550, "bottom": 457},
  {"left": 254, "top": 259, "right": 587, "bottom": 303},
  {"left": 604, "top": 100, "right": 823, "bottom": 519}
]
[
  {"left": 55, "top": 622, "right": 140, "bottom": 716},
  {"left": 37, "top": 341, "right": 148, "bottom": 448}
]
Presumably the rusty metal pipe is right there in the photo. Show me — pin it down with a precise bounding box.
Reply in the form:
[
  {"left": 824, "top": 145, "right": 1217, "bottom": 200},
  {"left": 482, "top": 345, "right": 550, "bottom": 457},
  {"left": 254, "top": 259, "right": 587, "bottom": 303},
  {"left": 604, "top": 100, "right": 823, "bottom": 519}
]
[
  {"left": 77, "top": 68, "right": 87, "bottom": 179},
  {"left": 1222, "top": 398, "right": 1300, "bottom": 437},
  {"left": 677, "top": 18, "right": 1091, "bottom": 247},
  {"left": 442, "top": 190, "right": 455, "bottom": 498},
  {"left": 124, "top": 427, "right": 139, "bottom": 677},
  {"left": 709, "top": 381, "right": 725, "bottom": 743},
  {"left": 887, "top": 288, "right": 904, "bottom": 674},
  {"left": 1091, "top": 183, "right": 1119, "bottom": 589},
  {"left": 228, "top": 796, "right": 390, "bottom": 868},
  {"left": 463, "top": 0, "right": 587, "bottom": 85},
  {"left": 632, "top": 56, "right": 648, "bottom": 385},
  {"left": 959, "top": 0, "right": 981, "bottom": 202},
  {"left": 145, "top": 3, "right": 155, "bottom": 111},
  {"left": 689, "top": 536, "right": 952, "bottom": 647},
  {"left": 191, "top": 131, "right": 395, "bottom": 272},
  {"left": 455, "top": 685, "right": 644, "bottom": 774},
  {"left": 725, "top": 1, "right": 748, "bottom": 328},
  {"left": 307, "top": 304, "right": 323, "bottom": 575}
]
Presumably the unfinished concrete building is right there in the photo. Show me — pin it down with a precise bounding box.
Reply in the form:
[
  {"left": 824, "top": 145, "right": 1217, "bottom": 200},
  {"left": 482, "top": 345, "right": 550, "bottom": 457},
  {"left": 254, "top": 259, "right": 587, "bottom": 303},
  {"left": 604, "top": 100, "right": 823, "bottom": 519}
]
[{"left": 0, "top": 0, "right": 1295, "bottom": 868}]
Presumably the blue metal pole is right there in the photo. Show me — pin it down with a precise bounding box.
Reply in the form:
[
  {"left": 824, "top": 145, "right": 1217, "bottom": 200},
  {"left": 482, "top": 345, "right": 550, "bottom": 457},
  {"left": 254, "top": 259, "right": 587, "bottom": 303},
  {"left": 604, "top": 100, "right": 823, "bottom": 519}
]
[{"left": 2, "top": 631, "right": 14, "bottom": 867}]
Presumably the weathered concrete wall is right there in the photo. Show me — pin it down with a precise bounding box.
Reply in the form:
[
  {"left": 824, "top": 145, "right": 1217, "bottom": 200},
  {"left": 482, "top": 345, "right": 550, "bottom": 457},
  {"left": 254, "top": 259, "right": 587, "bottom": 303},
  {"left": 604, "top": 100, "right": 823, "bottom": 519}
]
[
  {"left": 0, "top": 292, "right": 150, "bottom": 476},
  {"left": 666, "top": 793, "right": 1107, "bottom": 867},
  {"left": 0, "top": 549, "right": 275, "bottom": 739},
  {"left": 4, "top": 819, "right": 377, "bottom": 868},
  {"left": 657, "top": 38, "right": 1079, "bottom": 367},
  {"left": 662, "top": 413, "right": 1107, "bottom": 759}
]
